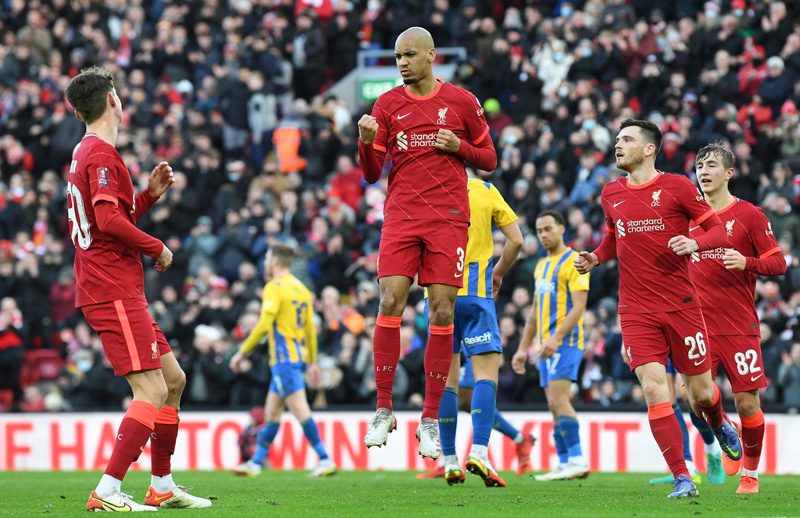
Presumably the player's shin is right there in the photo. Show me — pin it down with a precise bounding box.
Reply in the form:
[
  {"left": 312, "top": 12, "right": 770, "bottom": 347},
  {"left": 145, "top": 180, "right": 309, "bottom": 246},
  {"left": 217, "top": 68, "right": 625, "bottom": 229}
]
[
  {"left": 672, "top": 404, "right": 693, "bottom": 463},
  {"left": 693, "top": 384, "right": 725, "bottom": 429},
  {"left": 422, "top": 325, "right": 454, "bottom": 419},
  {"left": 98, "top": 401, "right": 159, "bottom": 495},
  {"left": 648, "top": 402, "right": 691, "bottom": 479},
  {"left": 438, "top": 387, "right": 459, "bottom": 456},
  {"left": 471, "top": 380, "right": 496, "bottom": 457},
  {"left": 740, "top": 410, "right": 765, "bottom": 477},
  {"left": 373, "top": 314, "right": 402, "bottom": 411},
  {"left": 251, "top": 422, "right": 280, "bottom": 465},
  {"left": 150, "top": 405, "right": 179, "bottom": 492},
  {"left": 301, "top": 418, "right": 330, "bottom": 461}
]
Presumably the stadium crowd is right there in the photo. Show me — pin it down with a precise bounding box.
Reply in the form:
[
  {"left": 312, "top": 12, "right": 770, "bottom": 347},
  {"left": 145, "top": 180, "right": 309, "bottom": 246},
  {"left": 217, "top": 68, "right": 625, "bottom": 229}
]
[{"left": 1, "top": 0, "right": 800, "bottom": 414}]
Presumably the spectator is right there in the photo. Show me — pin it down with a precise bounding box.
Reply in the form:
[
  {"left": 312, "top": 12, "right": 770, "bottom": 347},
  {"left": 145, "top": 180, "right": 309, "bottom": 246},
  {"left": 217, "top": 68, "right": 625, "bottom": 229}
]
[{"left": 776, "top": 342, "right": 800, "bottom": 408}]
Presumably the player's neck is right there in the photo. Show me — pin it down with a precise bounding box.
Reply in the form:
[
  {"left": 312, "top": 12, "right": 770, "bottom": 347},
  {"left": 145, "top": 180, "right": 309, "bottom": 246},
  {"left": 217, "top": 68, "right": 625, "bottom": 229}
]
[
  {"left": 705, "top": 189, "right": 736, "bottom": 212},
  {"left": 406, "top": 75, "right": 437, "bottom": 97},
  {"left": 272, "top": 267, "right": 289, "bottom": 278},
  {"left": 85, "top": 118, "right": 119, "bottom": 147},
  {"left": 547, "top": 243, "right": 568, "bottom": 257},
  {"left": 626, "top": 164, "right": 658, "bottom": 185}
]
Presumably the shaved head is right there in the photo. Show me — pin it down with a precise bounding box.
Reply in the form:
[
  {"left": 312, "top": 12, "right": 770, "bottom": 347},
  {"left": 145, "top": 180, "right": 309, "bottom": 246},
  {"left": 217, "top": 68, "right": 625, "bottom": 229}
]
[{"left": 395, "top": 27, "right": 434, "bottom": 52}]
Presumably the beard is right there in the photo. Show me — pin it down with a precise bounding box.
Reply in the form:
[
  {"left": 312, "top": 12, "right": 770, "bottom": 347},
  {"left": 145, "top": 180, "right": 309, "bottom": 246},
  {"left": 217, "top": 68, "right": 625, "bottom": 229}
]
[{"left": 402, "top": 76, "right": 418, "bottom": 85}]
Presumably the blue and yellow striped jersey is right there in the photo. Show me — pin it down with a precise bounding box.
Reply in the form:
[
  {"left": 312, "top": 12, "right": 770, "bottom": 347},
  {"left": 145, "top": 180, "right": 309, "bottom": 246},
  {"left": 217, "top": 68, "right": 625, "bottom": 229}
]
[
  {"left": 533, "top": 249, "right": 589, "bottom": 349},
  {"left": 458, "top": 178, "right": 518, "bottom": 298},
  {"left": 240, "top": 273, "right": 317, "bottom": 366}
]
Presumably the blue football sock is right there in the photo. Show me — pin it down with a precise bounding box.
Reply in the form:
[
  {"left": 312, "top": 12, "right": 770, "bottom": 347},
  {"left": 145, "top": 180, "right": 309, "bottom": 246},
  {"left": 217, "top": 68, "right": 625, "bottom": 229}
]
[
  {"left": 672, "top": 403, "right": 693, "bottom": 462},
  {"left": 251, "top": 421, "right": 280, "bottom": 465},
  {"left": 558, "top": 416, "right": 583, "bottom": 461},
  {"left": 553, "top": 423, "right": 568, "bottom": 465},
  {"left": 301, "top": 418, "right": 329, "bottom": 461},
  {"left": 493, "top": 409, "right": 520, "bottom": 440},
  {"left": 438, "top": 387, "right": 458, "bottom": 456},
  {"left": 690, "top": 410, "right": 716, "bottom": 445},
  {"left": 471, "top": 380, "right": 496, "bottom": 448}
]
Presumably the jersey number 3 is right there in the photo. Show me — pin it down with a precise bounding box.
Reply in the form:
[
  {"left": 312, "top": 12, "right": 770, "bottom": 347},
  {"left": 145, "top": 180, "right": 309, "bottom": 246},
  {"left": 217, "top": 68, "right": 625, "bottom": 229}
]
[{"left": 67, "top": 182, "right": 92, "bottom": 249}]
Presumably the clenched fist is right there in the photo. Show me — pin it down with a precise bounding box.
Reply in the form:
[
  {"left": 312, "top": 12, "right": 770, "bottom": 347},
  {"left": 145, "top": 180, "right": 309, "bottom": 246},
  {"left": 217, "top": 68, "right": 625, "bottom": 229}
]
[{"left": 358, "top": 114, "right": 378, "bottom": 145}]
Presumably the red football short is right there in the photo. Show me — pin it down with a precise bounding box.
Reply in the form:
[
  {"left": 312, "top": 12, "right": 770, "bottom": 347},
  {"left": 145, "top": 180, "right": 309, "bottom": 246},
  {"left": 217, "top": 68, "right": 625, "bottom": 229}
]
[
  {"left": 620, "top": 307, "right": 711, "bottom": 375},
  {"left": 711, "top": 335, "right": 766, "bottom": 393},
  {"left": 82, "top": 298, "right": 171, "bottom": 376},
  {"left": 377, "top": 219, "right": 468, "bottom": 287}
]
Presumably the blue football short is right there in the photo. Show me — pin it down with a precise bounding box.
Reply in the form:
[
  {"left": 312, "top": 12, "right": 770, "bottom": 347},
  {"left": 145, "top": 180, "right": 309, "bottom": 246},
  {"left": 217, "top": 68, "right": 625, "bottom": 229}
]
[
  {"left": 269, "top": 362, "right": 307, "bottom": 398},
  {"left": 452, "top": 296, "right": 503, "bottom": 357},
  {"left": 666, "top": 358, "right": 678, "bottom": 375},
  {"left": 539, "top": 345, "right": 584, "bottom": 388}
]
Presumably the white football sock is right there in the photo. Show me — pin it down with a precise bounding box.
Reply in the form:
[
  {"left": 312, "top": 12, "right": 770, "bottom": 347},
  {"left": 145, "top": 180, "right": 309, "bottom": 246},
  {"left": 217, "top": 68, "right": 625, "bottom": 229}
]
[
  {"left": 95, "top": 474, "right": 122, "bottom": 497},
  {"left": 470, "top": 445, "right": 489, "bottom": 459},
  {"left": 151, "top": 474, "right": 175, "bottom": 493}
]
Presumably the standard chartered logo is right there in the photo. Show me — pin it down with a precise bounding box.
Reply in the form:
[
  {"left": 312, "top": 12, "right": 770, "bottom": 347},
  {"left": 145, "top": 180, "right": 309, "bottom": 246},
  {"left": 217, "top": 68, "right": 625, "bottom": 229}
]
[
  {"left": 397, "top": 131, "right": 408, "bottom": 150},
  {"left": 616, "top": 218, "right": 665, "bottom": 237},
  {"left": 396, "top": 131, "right": 437, "bottom": 151}
]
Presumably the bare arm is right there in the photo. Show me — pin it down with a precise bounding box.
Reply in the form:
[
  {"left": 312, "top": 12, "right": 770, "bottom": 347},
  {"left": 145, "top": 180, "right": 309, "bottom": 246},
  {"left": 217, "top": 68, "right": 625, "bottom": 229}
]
[{"left": 492, "top": 220, "right": 523, "bottom": 297}]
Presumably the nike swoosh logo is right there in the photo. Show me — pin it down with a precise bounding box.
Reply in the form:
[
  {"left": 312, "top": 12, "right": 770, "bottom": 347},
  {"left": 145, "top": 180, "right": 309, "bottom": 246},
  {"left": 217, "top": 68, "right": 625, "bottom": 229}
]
[
  {"left": 750, "top": 374, "right": 763, "bottom": 382},
  {"left": 694, "top": 358, "right": 706, "bottom": 366},
  {"left": 613, "top": 201, "right": 625, "bottom": 207},
  {"left": 92, "top": 497, "right": 131, "bottom": 512},
  {"left": 661, "top": 447, "right": 671, "bottom": 454},
  {"left": 154, "top": 494, "right": 172, "bottom": 502},
  {"left": 689, "top": 226, "right": 700, "bottom": 232},
  {"left": 454, "top": 273, "right": 463, "bottom": 278},
  {"left": 397, "top": 113, "right": 411, "bottom": 119},
  {"left": 744, "top": 443, "right": 758, "bottom": 449}
]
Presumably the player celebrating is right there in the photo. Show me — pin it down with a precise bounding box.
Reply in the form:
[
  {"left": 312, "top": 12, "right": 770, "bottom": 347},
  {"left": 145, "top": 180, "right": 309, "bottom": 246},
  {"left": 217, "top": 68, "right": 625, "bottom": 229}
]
[
  {"left": 513, "top": 210, "right": 590, "bottom": 482},
  {"left": 432, "top": 176, "right": 523, "bottom": 487},
  {"left": 229, "top": 244, "right": 336, "bottom": 478},
  {"left": 689, "top": 142, "right": 786, "bottom": 494},
  {"left": 574, "top": 119, "right": 742, "bottom": 499},
  {"left": 357, "top": 27, "right": 497, "bottom": 459},
  {"left": 65, "top": 67, "right": 211, "bottom": 511}
]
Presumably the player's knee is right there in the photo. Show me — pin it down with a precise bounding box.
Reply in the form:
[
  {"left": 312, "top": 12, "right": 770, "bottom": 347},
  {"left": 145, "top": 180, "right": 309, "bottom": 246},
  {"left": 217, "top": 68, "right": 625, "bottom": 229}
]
[
  {"left": 378, "top": 292, "right": 403, "bottom": 315},
  {"left": 640, "top": 380, "right": 665, "bottom": 404},
  {"left": 734, "top": 396, "right": 759, "bottom": 418},
  {"left": 428, "top": 303, "right": 454, "bottom": 326},
  {"left": 168, "top": 369, "right": 186, "bottom": 395}
]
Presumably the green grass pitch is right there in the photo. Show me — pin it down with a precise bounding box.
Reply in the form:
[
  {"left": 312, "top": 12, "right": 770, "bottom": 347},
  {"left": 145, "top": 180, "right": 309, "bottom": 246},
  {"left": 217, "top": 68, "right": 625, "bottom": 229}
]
[{"left": 0, "top": 470, "right": 797, "bottom": 517}]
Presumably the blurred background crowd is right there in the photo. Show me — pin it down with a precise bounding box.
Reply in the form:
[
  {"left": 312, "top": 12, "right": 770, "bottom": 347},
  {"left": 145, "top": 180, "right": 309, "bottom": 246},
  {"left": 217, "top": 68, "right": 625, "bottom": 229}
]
[{"left": 1, "top": 0, "right": 800, "bottom": 414}]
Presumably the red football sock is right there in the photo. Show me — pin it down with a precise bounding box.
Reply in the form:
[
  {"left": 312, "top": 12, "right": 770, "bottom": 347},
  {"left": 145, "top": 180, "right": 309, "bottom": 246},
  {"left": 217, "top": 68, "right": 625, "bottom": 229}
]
[
  {"left": 373, "top": 314, "right": 402, "bottom": 411},
  {"left": 694, "top": 383, "right": 724, "bottom": 429},
  {"left": 105, "top": 400, "right": 159, "bottom": 480},
  {"left": 421, "top": 324, "right": 454, "bottom": 420},
  {"left": 151, "top": 405, "right": 180, "bottom": 476},
  {"left": 740, "top": 410, "right": 765, "bottom": 472},
  {"left": 648, "top": 402, "right": 690, "bottom": 479}
]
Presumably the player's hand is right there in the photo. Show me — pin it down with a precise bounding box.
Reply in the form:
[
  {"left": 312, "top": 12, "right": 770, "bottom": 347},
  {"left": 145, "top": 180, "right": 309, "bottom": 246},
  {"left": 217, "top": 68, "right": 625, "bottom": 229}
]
[
  {"left": 511, "top": 349, "right": 527, "bottom": 374},
  {"left": 723, "top": 248, "right": 747, "bottom": 270},
  {"left": 147, "top": 162, "right": 175, "bottom": 199},
  {"left": 574, "top": 251, "right": 598, "bottom": 274},
  {"left": 434, "top": 129, "right": 461, "bottom": 153},
  {"left": 539, "top": 336, "right": 559, "bottom": 360},
  {"left": 357, "top": 114, "right": 378, "bottom": 145},
  {"left": 307, "top": 363, "right": 321, "bottom": 387},
  {"left": 229, "top": 349, "right": 245, "bottom": 373},
  {"left": 620, "top": 342, "right": 629, "bottom": 366},
  {"left": 155, "top": 244, "right": 173, "bottom": 273},
  {"left": 491, "top": 273, "right": 503, "bottom": 298},
  {"left": 668, "top": 235, "right": 699, "bottom": 256}
]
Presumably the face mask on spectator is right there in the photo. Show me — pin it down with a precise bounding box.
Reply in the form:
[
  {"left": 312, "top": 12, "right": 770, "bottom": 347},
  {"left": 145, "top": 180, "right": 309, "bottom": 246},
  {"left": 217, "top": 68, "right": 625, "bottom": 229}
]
[
  {"left": 582, "top": 47, "right": 592, "bottom": 58},
  {"left": 554, "top": 52, "right": 565, "bottom": 62},
  {"left": 705, "top": 9, "right": 717, "bottom": 19},
  {"left": 657, "top": 38, "right": 667, "bottom": 48},
  {"left": 733, "top": 9, "right": 744, "bottom": 16},
  {"left": 77, "top": 360, "right": 92, "bottom": 372},
  {"left": 582, "top": 119, "right": 596, "bottom": 131},
  {"left": 558, "top": 85, "right": 569, "bottom": 97},
  {"left": 561, "top": 7, "right": 573, "bottom": 17}
]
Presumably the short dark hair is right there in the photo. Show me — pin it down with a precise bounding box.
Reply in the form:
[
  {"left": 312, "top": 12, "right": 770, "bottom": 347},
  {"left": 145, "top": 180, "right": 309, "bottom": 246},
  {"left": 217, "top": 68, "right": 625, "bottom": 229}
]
[
  {"left": 65, "top": 66, "right": 116, "bottom": 125},
  {"left": 619, "top": 118, "right": 663, "bottom": 156},
  {"left": 536, "top": 210, "right": 566, "bottom": 227},
  {"left": 696, "top": 141, "right": 736, "bottom": 170},
  {"left": 268, "top": 244, "right": 295, "bottom": 267}
]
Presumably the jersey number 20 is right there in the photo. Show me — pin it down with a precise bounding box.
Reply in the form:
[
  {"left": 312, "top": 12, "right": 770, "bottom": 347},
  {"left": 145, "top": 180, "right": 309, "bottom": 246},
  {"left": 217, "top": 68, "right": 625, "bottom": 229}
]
[{"left": 66, "top": 182, "right": 92, "bottom": 249}]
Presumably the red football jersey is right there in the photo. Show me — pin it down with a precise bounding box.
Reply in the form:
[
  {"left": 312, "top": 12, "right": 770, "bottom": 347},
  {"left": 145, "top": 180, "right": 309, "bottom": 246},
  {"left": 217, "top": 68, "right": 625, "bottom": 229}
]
[
  {"left": 600, "top": 173, "right": 717, "bottom": 314},
  {"left": 688, "top": 199, "right": 782, "bottom": 336},
  {"left": 369, "top": 80, "right": 490, "bottom": 223},
  {"left": 67, "top": 134, "right": 146, "bottom": 307}
]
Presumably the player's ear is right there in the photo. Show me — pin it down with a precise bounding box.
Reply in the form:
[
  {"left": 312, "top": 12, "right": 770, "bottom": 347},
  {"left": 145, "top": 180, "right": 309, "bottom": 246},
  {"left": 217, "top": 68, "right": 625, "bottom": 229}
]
[
  {"left": 108, "top": 91, "right": 117, "bottom": 108},
  {"left": 428, "top": 47, "right": 436, "bottom": 63},
  {"left": 725, "top": 168, "right": 734, "bottom": 181}
]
